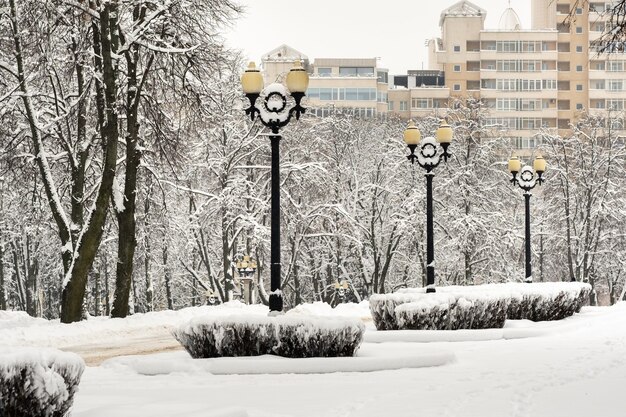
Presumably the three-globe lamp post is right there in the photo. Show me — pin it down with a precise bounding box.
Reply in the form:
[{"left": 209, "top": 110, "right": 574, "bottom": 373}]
[
  {"left": 240, "top": 61, "right": 309, "bottom": 313},
  {"left": 508, "top": 154, "right": 547, "bottom": 283},
  {"left": 403, "top": 120, "right": 453, "bottom": 293}
]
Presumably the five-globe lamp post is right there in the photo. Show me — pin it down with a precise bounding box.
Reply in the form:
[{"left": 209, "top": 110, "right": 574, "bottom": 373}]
[
  {"left": 241, "top": 61, "right": 309, "bottom": 313},
  {"left": 403, "top": 120, "right": 453, "bottom": 293},
  {"left": 508, "top": 154, "right": 547, "bottom": 283}
]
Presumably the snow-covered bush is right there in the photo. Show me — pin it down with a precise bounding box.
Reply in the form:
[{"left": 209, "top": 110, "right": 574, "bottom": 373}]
[
  {"left": 505, "top": 282, "right": 592, "bottom": 321},
  {"left": 0, "top": 348, "right": 85, "bottom": 417},
  {"left": 173, "top": 315, "right": 364, "bottom": 359},
  {"left": 393, "top": 292, "right": 509, "bottom": 331},
  {"left": 369, "top": 293, "right": 423, "bottom": 330},
  {"left": 373, "top": 282, "right": 591, "bottom": 330},
  {"left": 395, "top": 294, "right": 454, "bottom": 330}
]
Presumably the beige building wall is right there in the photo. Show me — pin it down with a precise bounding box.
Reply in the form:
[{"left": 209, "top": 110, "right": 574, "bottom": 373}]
[{"left": 532, "top": 0, "right": 557, "bottom": 30}]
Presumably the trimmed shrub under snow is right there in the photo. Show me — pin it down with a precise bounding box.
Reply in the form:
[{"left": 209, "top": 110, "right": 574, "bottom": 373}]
[
  {"left": 372, "top": 282, "right": 592, "bottom": 331},
  {"left": 391, "top": 292, "right": 509, "bottom": 331},
  {"left": 173, "top": 315, "right": 364, "bottom": 359},
  {"left": 0, "top": 348, "right": 85, "bottom": 417}
]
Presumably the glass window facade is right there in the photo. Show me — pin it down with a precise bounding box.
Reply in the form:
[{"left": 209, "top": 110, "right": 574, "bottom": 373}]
[{"left": 339, "top": 67, "right": 375, "bottom": 77}]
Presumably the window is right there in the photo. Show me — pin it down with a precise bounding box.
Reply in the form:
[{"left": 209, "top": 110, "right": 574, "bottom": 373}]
[
  {"left": 453, "top": 84, "right": 461, "bottom": 91},
  {"left": 591, "top": 80, "right": 605, "bottom": 89},
  {"left": 339, "top": 67, "right": 375, "bottom": 77},
  {"left": 307, "top": 87, "right": 376, "bottom": 101},
  {"left": 497, "top": 98, "right": 517, "bottom": 111},
  {"left": 400, "top": 101, "right": 408, "bottom": 111},
  {"left": 388, "top": 101, "right": 394, "bottom": 111},
  {"left": 498, "top": 79, "right": 517, "bottom": 91},
  {"left": 576, "top": 26, "right": 583, "bottom": 34},
  {"left": 576, "top": 7, "right": 583, "bottom": 14},
  {"left": 513, "top": 137, "right": 541, "bottom": 149},
  {"left": 453, "top": 65, "right": 461, "bottom": 72},
  {"left": 542, "top": 79, "right": 557, "bottom": 90},
  {"left": 412, "top": 98, "right": 431, "bottom": 109},
  {"left": 377, "top": 71, "right": 388, "bottom": 83},
  {"left": 453, "top": 45, "right": 461, "bottom": 52},
  {"left": 576, "top": 65, "right": 583, "bottom": 72},
  {"left": 609, "top": 80, "right": 624, "bottom": 91},
  {"left": 319, "top": 88, "right": 333, "bottom": 100},
  {"left": 576, "top": 103, "right": 584, "bottom": 110},
  {"left": 576, "top": 84, "right": 583, "bottom": 91},
  {"left": 317, "top": 68, "right": 331, "bottom": 77},
  {"left": 576, "top": 46, "right": 583, "bottom": 53},
  {"left": 608, "top": 61, "right": 625, "bottom": 72},
  {"left": 481, "top": 79, "right": 496, "bottom": 89}
]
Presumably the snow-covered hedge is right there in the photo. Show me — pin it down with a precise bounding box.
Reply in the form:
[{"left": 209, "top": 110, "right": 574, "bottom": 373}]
[
  {"left": 0, "top": 348, "right": 85, "bottom": 417},
  {"left": 505, "top": 282, "right": 592, "bottom": 321},
  {"left": 173, "top": 315, "right": 365, "bottom": 359},
  {"left": 372, "top": 282, "right": 591, "bottom": 330},
  {"left": 376, "top": 292, "right": 509, "bottom": 331}
]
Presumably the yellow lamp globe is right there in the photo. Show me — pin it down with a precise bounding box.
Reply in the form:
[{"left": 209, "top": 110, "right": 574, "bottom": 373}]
[
  {"left": 241, "top": 62, "right": 264, "bottom": 94},
  {"left": 435, "top": 120, "right": 453, "bottom": 144},
  {"left": 403, "top": 120, "right": 421, "bottom": 145},
  {"left": 286, "top": 60, "right": 309, "bottom": 94},
  {"left": 508, "top": 155, "right": 521, "bottom": 173},
  {"left": 533, "top": 155, "right": 546, "bottom": 173}
]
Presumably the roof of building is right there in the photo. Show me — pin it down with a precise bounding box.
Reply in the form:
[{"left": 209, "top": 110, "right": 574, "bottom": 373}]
[
  {"left": 262, "top": 44, "right": 308, "bottom": 62},
  {"left": 312, "top": 58, "right": 378, "bottom": 68},
  {"left": 439, "top": 0, "right": 486, "bottom": 27},
  {"left": 499, "top": 6, "right": 521, "bottom": 30}
]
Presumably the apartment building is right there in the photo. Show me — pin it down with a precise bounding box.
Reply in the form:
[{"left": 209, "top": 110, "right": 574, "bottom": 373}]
[
  {"left": 261, "top": 45, "right": 389, "bottom": 118},
  {"left": 260, "top": 0, "right": 624, "bottom": 148},
  {"left": 389, "top": 0, "right": 624, "bottom": 148}
]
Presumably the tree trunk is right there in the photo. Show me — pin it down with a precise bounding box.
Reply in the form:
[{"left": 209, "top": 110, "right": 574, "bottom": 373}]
[
  {"left": 94, "top": 268, "right": 100, "bottom": 316},
  {"left": 61, "top": 3, "right": 121, "bottom": 323},
  {"left": 163, "top": 244, "right": 173, "bottom": 310},
  {"left": 104, "top": 258, "right": 110, "bottom": 316},
  {"left": 0, "top": 242, "right": 5, "bottom": 310},
  {"left": 144, "top": 191, "right": 153, "bottom": 312}
]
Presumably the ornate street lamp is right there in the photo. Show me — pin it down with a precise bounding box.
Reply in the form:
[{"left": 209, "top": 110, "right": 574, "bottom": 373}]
[
  {"left": 236, "top": 255, "right": 258, "bottom": 304},
  {"left": 241, "top": 61, "right": 309, "bottom": 313},
  {"left": 403, "top": 120, "right": 453, "bottom": 293},
  {"left": 333, "top": 280, "right": 349, "bottom": 302},
  {"left": 508, "top": 154, "right": 547, "bottom": 283}
]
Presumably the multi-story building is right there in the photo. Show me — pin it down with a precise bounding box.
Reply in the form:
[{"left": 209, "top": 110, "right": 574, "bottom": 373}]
[
  {"left": 261, "top": 45, "right": 388, "bottom": 119},
  {"left": 260, "top": 0, "right": 625, "bottom": 148}
]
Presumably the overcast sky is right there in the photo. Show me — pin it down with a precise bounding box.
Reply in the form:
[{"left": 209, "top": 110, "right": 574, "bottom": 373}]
[{"left": 224, "top": 0, "right": 532, "bottom": 75}]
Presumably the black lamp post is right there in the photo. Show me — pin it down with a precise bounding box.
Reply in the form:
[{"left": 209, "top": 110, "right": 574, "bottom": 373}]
[
  {"left": 241, "top": 61, "right": 309, "bottom": 313},
  {"left": 508, "top": 154, "right": 547, "bottom": 283},
  {"left": 403, "top": 120, "right": 453, "bottom": 293}
]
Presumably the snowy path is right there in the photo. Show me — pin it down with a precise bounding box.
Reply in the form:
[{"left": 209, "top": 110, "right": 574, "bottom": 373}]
[{"left": 62, "top": 332, "right": 182, "bottom": 366}]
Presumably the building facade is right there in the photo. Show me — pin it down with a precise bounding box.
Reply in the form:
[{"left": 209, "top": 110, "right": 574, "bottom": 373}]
[
  {"left": 260, "top": 0, "right": 623, "bottom": 148},
  {"left": 261, "top": 45, "right": 388, "bottom": 119}
]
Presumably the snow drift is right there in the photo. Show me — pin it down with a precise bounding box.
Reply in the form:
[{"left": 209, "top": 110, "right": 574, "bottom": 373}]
[
  {"left": 173, "top": 315, "right": 365, "bottom": 359},
  {"left": 371, "top": 282, "right": 592, "bottom": 330},
  {"left": 0, "top": 347, "right": 85, "bottom": 417}
]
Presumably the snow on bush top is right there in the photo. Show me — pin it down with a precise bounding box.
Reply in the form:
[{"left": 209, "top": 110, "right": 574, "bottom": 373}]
[
  {"left": 396, "top": 282, "right": 591, "bottom": 300},
  {"left": 179, "top": 313, "right": 365, "bottom": 335},
  {"left": 0, "top": 347, "right": 85, "bottom": 414}
]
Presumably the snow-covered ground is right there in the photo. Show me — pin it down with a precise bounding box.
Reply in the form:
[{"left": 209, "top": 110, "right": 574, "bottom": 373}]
[{"left": 2, "top": 302, "right": 626, "bottom": 416}]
